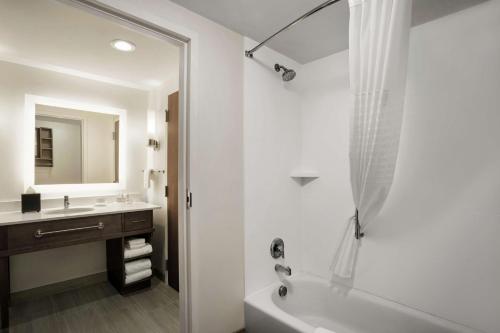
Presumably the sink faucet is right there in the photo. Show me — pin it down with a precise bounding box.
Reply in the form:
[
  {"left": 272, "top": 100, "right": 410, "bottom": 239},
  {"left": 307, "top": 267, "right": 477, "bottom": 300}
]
[
  {"left": 64, "top": 195, "right": 70, "bottom": 209},
  {"left": 275, "top": 264, "right": 292, "bottom": 276}
]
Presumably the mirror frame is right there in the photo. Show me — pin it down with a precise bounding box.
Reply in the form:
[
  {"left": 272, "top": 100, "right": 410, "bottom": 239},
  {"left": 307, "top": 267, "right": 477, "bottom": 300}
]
[{"left": 24, "top": 94, "right": 127, "bottom": 197}]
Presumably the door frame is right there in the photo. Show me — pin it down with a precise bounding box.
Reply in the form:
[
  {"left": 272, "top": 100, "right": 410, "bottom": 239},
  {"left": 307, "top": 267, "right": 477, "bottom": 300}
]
[{"left": 61, "top": 1, "right": 193, "bottom": 332}]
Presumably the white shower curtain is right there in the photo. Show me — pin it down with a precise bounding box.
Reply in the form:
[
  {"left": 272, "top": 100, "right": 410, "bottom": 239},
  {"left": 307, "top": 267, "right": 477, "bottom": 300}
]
[{"left": 331, "top": 0, "right": 412, "bottom": 280}]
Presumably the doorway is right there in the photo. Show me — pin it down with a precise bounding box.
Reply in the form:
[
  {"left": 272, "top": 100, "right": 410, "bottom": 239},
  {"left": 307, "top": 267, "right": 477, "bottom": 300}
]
[
  {"left": 62, "top": 3, "right": 192, "bottom": 331},
  {"left": 1, "top": 0, "right": 192, "bottom": 332}
]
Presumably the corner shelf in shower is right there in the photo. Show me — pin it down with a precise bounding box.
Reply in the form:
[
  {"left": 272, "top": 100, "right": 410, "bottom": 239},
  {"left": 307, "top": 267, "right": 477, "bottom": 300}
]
[{"left": 290, "top": 170, "right": 319, "bottom": 179}]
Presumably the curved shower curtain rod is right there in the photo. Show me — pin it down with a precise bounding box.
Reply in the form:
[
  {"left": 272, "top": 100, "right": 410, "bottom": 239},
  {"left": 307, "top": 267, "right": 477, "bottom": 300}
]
[{"left": 245, "top": 0, "right": 344, "bottom": 58}]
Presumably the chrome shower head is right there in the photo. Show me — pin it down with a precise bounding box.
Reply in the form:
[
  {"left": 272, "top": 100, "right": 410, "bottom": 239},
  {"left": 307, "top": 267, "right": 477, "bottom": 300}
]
[{"left": 274, "top": 63, "right": 296, "bottom": 82}]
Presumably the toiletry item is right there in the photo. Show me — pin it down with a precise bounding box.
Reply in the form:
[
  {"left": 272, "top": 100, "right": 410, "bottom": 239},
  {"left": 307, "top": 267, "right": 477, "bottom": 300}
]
[
  {"left": 116, "top": 192, "right": 131, "bottom": 203},
  {"left": 21, "top": 187, "right": 41, "bottom": 213},
  {"left": 116, "top": 193, "right": 126, "bottom": 203}
]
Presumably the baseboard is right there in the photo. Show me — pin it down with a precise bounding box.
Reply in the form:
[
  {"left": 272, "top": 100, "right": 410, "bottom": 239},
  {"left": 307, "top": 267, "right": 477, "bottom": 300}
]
[
  {"left": 11, "top": 272, "right": 107, "bottom": 304},
  {"left": 153, "top": 267, "right": 165, "bottom": 282}
]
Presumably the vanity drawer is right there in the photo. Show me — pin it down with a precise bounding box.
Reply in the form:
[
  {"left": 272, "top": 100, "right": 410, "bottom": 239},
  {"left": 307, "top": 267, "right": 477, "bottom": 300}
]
[
  {"left": 123, "top": 211, "right": 152, "bottom": 232},
  {"left": 8, "top": 214, "right": 122, "bottom": 252}
]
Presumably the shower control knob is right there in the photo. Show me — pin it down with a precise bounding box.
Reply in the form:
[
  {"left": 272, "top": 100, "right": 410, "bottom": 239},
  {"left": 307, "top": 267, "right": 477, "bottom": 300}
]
[{"left": 270, "top": 238, "right": 285, "bottom": 259}]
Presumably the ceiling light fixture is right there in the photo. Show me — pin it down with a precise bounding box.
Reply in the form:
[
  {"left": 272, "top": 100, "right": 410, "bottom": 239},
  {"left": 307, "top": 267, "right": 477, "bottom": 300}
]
[{"left": 110, "top": 39, "right": 136, "bottom": 52}]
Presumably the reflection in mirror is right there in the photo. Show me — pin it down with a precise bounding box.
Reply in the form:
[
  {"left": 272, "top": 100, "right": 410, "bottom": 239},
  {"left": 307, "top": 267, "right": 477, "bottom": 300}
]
[{"left": 34, "top": 104, "right": 119, "bottom": 185}]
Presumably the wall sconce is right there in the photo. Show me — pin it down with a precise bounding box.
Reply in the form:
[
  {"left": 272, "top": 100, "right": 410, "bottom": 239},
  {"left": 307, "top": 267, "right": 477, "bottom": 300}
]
[{"left": 147, "top": 139, "right": 160, "bottom": 151}]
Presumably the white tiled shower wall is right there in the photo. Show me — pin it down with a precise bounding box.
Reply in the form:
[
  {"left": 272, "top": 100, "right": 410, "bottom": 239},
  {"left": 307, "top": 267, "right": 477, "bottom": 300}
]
[{"left": 244, "top": 2, "right": 500, "bottom": 332}]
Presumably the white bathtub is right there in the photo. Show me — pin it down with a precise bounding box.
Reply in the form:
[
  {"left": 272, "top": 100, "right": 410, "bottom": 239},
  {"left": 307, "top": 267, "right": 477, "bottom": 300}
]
[{"left": 244, "top": 274, "right": 480, "bottom": 333}]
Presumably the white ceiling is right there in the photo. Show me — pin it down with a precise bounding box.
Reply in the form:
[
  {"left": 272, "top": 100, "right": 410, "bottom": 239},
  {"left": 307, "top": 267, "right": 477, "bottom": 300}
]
[
  {"left": 171, "top": 0, "right": 489, "bottom": 64},
  {"left": 0, "top": 0, "right": 180, "bottom": 90}
]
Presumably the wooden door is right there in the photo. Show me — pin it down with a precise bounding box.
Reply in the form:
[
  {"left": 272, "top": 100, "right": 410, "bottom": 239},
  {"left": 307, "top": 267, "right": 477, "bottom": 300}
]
[
  {"left": 114, "top": 120, "right": 119, "bottom": 183},
  {"left": 167, "top": 91, "right": 179, "bottom": 291}
]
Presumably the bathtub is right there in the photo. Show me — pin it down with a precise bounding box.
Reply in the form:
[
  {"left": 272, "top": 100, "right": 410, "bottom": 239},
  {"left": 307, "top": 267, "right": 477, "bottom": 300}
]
[{"left": 244, "top": 274, "right": 480, "bottom": 333}]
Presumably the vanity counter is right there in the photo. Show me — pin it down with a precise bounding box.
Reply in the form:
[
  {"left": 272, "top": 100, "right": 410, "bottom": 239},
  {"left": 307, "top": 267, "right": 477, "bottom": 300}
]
[
  {"left": 0, "top": 202, "right": 160, "bottom": 226},
  {"left": 0, "top": 202, "right": 160, "bottom": 328}
]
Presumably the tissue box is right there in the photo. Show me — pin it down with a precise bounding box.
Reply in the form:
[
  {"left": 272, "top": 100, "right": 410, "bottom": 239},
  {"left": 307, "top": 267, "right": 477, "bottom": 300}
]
[{"left": 22, "top": 193, "right": 41, "bottom": 213}]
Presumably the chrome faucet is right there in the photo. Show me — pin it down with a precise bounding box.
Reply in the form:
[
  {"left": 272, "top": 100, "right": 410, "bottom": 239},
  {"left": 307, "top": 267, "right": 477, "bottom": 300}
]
[
  {"left": 64, "top": 195, "right": 70, "bottom": 209},
  {"left": 275, "top": 264, "right": 292, "bottom": 276}
]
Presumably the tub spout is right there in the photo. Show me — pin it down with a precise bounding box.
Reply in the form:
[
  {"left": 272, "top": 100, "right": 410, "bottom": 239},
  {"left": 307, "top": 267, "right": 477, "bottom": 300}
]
[{"left": 275, "top": 264, "right": 291, "bottom": 276}]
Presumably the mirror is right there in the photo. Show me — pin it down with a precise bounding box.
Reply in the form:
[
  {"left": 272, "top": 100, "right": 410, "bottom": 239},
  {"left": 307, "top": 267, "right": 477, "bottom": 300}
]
[
  {"left": 34, "top": 104, "right": 120, "bottom": 185},
  {"left": 7, "top": 0, "right": 179, "bottom": 196},
  {"left": 25, "top": 95, "right": 127, "bottom": 192}
]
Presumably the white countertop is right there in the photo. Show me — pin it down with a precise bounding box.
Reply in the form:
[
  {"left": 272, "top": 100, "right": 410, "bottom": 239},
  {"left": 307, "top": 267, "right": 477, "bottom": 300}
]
[{"left": 0, "top": 202, "right": 160, "bottom": 226}]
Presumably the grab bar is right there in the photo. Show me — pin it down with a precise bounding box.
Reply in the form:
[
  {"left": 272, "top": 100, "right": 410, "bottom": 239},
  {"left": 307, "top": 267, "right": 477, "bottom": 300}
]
[{"left": 34, "top": 222, "right": 104, "bottom": 238}]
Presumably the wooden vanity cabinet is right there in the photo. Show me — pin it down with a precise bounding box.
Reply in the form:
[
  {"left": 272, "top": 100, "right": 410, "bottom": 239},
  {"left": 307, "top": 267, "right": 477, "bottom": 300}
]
[
  {"left": 0, "top": 209, "right": 154, "bottom": 329},
  {"left": 7, "top": 214, "right": 123, "bottom": 254}
]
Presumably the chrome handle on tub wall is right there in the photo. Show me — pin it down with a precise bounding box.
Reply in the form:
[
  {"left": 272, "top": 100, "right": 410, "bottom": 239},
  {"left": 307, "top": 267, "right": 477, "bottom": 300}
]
[
  {"left": 34, "top": 222, "right": 104, "bottom": 238},
  {"left": 270, "top": 238, "right": 285, "bottom": 259},
  {"left": 275, "top": 264, "right": 292, "bottom": 276}
]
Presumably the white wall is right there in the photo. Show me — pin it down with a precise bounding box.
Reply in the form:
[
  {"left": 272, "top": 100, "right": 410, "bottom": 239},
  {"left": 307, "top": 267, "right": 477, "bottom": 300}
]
[
  {"left": 97, "top": 1, "right": 245, "bottom": 332},
  {"left": 297, "top": 2, "right": 500, "bottom": 333},
  {"left": 0, "top": 60, "right": 149, "bottom": 292},
  {"left": 297, "top": 51, "right": 354, "bottom": 282},
  {"left": 243, "top": 38, "right": 304, "bottom": 296}
]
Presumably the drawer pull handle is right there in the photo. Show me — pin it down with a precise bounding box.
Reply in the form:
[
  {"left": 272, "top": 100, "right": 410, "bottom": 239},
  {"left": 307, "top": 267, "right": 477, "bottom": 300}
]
[
  {"left": 34, "top": 222, "right": 104, "bottom": 239},
  {"left": 129, "top": 220, "right": 146, "bottom": 224}
]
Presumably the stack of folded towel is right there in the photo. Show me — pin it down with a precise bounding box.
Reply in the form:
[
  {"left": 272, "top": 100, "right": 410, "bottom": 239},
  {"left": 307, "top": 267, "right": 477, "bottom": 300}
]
[{"left": 124, "top": 238, "right": 153, "bottom": 285}]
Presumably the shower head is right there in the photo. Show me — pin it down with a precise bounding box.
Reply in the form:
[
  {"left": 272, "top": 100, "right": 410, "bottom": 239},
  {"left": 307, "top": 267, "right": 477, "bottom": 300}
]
[{"left": 274, "top": 63, "right": 296, "bottom": 82}]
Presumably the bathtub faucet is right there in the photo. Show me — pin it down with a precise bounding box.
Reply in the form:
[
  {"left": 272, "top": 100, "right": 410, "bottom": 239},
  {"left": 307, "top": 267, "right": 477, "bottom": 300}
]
[{"left": 275, "top": 264, "right": 292, "bottom": 276}]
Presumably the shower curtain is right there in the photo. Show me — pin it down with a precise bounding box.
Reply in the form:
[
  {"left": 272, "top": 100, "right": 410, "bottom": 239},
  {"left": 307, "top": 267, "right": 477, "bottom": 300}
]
[{"left": 331, "top": 0, "right": 412, "bottom": 279}]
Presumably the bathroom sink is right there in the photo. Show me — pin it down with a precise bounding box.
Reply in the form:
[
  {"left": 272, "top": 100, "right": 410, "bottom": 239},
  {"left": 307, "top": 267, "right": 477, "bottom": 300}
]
[{"left": 45, "top": 207, "right": 95, "bottom": 215}]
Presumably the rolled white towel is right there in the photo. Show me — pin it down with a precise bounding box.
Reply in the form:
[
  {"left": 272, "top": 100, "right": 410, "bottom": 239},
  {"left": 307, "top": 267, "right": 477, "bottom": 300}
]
[
  {"left": 315, "top": 328, "right": 335, "bottom": 333},
  {"left": 125, "top": 268, "right": 152, "bottom": 285},
  {"left": 126, "top": 242, "right": 146, "bottom": 250},
  {"left": 125, "top": 259, "right": 152, "bottom": 275},
  {"left": 124, "top": 244, "right": 152, "bottom": 259},
  {"left": 127, "top": 238, "right": 146, "bottom": 247}
]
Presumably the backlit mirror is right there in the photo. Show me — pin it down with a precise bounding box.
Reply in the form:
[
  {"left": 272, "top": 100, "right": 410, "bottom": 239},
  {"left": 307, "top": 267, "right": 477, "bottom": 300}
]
[
  {"left": 7, "top": 0, "right": 180, "bottom": 196},
  {"left": 24, "top": 94, "right": 127, "bottom": 194},
  {"left": 35, "top": 104, "right": 120, "bottom": 185}
]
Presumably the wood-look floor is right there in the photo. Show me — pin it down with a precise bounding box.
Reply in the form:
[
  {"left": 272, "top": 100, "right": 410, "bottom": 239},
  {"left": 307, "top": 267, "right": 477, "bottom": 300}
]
[{"left": 3, "top": 278, "right": 179, "bottom": 333}]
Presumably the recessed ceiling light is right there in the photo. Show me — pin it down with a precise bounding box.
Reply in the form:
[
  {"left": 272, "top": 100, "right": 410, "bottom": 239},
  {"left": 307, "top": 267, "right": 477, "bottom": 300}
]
[{"left": 110, "top": 39, "right": 136, "bottom": 52}]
